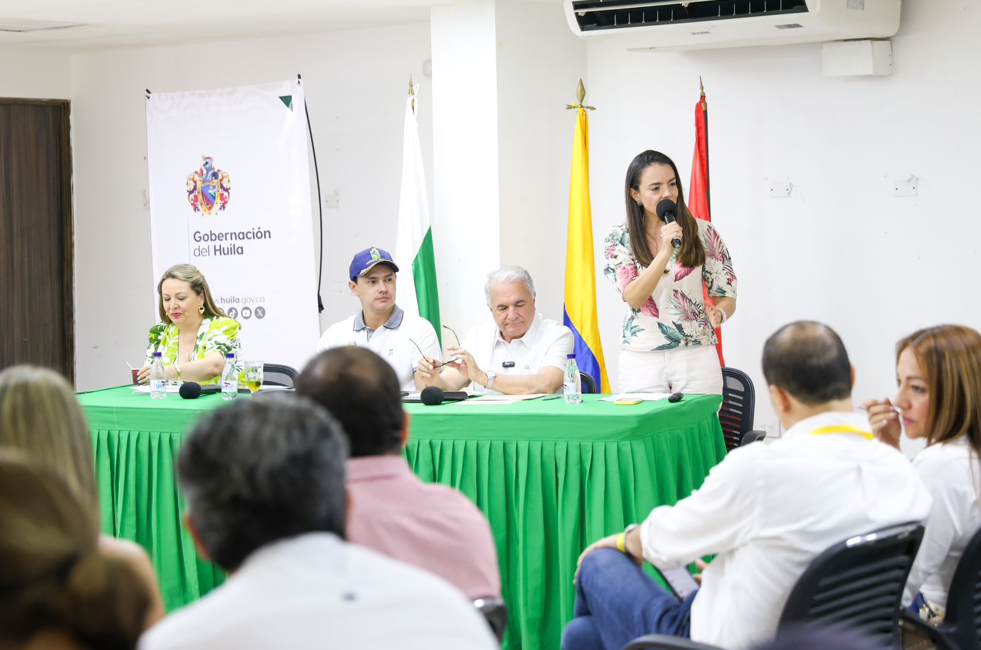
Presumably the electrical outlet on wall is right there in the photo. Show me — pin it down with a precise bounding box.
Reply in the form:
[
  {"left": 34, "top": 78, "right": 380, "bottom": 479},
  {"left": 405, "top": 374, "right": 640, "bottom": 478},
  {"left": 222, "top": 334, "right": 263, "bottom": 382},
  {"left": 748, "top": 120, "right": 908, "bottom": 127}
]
[{"left": 759, "top": 420, "right": 781, "bottom": 439}]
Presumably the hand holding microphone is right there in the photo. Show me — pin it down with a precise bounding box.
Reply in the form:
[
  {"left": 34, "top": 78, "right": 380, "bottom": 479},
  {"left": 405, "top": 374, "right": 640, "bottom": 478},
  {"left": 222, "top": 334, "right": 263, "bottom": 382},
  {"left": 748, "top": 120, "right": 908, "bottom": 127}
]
[{"left": 656, "top": 199, "right": 682, "bottom": 250}]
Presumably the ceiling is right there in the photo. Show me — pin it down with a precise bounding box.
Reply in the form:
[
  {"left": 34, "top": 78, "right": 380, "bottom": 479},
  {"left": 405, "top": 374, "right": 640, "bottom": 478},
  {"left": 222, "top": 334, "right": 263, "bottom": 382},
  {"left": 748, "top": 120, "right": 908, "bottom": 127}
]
[{"left": 0, "top": 0, "right": 459, "bottom": 51}]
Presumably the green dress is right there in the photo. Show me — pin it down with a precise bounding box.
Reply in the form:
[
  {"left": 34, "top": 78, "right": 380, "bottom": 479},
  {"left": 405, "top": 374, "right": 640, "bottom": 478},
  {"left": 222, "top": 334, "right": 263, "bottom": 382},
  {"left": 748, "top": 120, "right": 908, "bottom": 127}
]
[{"left": 145, "top": 316, "right": 241, "bottom": 386}]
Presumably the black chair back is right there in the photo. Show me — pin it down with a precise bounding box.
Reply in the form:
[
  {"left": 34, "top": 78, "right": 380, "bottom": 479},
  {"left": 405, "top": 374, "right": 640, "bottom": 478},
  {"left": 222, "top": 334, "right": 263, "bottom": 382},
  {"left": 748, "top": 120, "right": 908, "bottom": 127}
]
[
  {"left": 474, "top": 597, "right": 508, "bottom": 643},
  {"left": 936, "top": 523, "right": 981, "bottom": 650},
  {"left": 580, "top": 371, "right": 598, "bottom": 394},
  {"left": 779, "top": 521, "right": 924, "bottom": 649},
  {"left": 262, "top": 363, "right": 299, "bottom": 389},
  {"left": 720, "top": 367, "right": 757, "bottom": 450}
]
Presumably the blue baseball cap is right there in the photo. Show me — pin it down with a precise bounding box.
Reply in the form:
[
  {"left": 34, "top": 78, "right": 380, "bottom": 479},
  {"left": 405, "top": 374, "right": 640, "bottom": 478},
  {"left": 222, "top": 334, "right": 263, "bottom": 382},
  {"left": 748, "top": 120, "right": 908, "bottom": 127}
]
[{"left": 349, "top": 247, "right": 399, "bottom": 281}]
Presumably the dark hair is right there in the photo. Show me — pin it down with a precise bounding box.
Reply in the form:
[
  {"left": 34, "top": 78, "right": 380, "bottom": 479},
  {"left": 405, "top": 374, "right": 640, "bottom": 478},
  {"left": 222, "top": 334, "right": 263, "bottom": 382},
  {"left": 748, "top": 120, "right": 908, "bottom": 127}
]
[
  {"left": 296, "top": 347, "right": 405, "bottom": 458},
  {"left": 624, "top": 150, "right": 705, "bottom": 270},
  {"left": 0, "top": 452, "right": 150, "bottom": 650},
  {"left": 897, "top": 325, "right": 981, "bottom": 455},
  {"left": 177, "top": 395, "right": 349, "bottom": 571},
  {"left": 762, "top": 321, "right": 852, "bottom": 405}
]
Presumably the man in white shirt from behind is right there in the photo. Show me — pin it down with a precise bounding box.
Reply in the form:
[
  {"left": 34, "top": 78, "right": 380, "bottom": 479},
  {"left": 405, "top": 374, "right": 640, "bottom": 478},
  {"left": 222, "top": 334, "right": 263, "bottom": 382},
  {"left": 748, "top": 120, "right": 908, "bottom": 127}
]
[
  {"left": 139, "top": 396, "right": 497, "bottom": 650},
  {"left": 563, "top": 321, "right": 932, "bottom": 650},
  {"left": 317, "top": 246, "right": 440, "bottom": 391},
  {"left": 417, "top": 266, "right": 573, "bottom": 395}
]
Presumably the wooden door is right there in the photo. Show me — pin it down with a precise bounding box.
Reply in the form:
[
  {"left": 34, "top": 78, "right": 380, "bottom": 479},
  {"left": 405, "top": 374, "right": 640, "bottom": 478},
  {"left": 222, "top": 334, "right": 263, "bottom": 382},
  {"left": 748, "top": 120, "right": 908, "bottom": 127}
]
[{"left": 0, "top": 99, "right": 74, "bottom": 381}]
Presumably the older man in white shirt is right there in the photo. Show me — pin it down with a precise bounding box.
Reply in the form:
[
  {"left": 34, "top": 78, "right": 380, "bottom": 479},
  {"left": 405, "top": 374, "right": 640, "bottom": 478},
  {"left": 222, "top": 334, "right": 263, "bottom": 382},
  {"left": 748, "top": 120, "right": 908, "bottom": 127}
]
[
  {"left": 563, "top": 321, "right": 932, "bottom": 650},
  {"left": 418, "top": 266, "right": 573, "bottom": 395}
]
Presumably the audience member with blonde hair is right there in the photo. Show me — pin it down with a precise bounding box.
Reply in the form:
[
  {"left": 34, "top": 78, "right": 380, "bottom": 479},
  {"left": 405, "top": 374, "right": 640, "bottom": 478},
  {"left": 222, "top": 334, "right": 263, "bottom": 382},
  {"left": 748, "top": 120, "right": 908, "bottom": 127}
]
[
  {"left": 0, "top": 365, "right": 165, "bottom": 628},
  {"left": 864, "top": 324, "right": 981, "bottom": 624},
  {"left": 0, "top": 451, "right": 151, "bottom": 650}
]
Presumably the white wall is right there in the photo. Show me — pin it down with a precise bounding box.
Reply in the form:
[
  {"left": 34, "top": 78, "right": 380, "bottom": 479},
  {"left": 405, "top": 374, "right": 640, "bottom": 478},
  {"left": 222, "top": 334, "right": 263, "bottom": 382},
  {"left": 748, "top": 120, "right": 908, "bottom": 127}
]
[
  {"left": 0, "top": 48, "right": 71, "bottom": 99},
  {"left": 496, "top": 1, "right": 587, "bottom": 323},
  {"left": 430, "top": 2, "right": 502, "bottom": 339},
  {"left": 70, "top": 23, "right": 433, "bottom": 390},
  {"left": 585, "top": 0, "right": 981, "bottom": 439}
]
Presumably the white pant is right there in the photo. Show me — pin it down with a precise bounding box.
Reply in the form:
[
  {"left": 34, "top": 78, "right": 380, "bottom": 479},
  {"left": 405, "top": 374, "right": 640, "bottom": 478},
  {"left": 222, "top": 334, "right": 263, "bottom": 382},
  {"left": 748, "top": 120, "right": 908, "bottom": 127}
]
[{"left": 618, "top": 346, "right": 723, "bottom": 395}]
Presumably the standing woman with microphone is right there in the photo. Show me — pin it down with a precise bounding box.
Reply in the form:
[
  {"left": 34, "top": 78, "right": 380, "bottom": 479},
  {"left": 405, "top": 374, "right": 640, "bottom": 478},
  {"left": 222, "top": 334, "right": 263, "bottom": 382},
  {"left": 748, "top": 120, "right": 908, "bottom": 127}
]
[{"left": 604, "top": 150, "right": 737, "bottom": 394}]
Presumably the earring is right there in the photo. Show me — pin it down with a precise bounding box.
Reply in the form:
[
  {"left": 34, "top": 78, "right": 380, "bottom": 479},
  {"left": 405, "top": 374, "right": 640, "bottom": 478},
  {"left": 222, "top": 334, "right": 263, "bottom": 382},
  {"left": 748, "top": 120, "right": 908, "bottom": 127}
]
[
  {"left": 635, "top": 200, "right": 642, "bottom": 207},
  {"left": 198, "top": 305, "right": 205, "bottom": 314}
]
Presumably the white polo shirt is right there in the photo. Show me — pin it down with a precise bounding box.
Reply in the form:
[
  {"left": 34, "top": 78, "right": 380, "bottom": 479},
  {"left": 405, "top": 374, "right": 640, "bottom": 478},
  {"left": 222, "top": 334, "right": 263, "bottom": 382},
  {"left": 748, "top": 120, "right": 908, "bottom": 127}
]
[
  {"left": 316, "top": 306, "right": 440, "bottom": 391},
  {"left": 461, "top": 312, "right": 574, "bottom": 395},
  {"left": 138, "top": 533, "right": 498, "bottom": 650}
]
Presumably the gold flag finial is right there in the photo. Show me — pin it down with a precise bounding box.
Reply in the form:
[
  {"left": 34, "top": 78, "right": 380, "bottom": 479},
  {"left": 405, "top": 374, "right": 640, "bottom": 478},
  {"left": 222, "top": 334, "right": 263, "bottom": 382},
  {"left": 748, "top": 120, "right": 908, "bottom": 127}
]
[
  {"left": 409, "top": 74, "right": 415, "bottom": 96},
  {"left": 699, "top": 76, "right": 705, "bottom": 95},
  {"left": 566, "top": 78, "right": 596, "bottom": 111}
]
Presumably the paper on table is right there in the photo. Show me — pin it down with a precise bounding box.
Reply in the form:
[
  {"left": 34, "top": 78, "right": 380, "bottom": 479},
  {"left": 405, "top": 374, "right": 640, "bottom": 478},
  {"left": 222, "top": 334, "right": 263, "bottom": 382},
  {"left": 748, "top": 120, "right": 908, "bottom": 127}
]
[
  {"left": 453, "top": 393, "right": 549, "bottom": 405},
  {"left": 131, "top": 384, "right": 183, "bottom": 394},
  {"left": 599, "top": 393, "right": 673, "bottom": 402}
]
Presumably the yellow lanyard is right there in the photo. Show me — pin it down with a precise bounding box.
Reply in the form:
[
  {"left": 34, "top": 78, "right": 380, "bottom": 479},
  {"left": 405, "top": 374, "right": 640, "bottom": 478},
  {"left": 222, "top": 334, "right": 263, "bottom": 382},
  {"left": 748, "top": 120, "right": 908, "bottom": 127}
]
[{"left": 809, "top": 425, "right": 875, "bottom": 441}]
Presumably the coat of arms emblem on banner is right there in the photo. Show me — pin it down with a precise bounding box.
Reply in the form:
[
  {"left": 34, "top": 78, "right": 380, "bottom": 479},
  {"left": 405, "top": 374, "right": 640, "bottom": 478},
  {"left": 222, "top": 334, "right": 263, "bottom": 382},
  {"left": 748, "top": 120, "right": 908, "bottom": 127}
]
[{"left": 187, "top": 156, "right": 231, "bottom": 215}]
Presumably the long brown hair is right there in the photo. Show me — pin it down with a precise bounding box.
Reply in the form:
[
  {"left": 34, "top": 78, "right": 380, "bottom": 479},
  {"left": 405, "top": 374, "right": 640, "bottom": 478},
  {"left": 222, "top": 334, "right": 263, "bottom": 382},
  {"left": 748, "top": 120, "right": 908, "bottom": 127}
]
[
  {"left": 156, "top": 263, "right": 231, "bottom": 323},
  {"left": 0, "top": 452, "right": 150, "bottom": 649},
  {"left": 624, "top": 150, "right": 705, "bottom": 270},
  {"left": 0, "top": 366, "right": 99, "bottom": 520},
  {"left": 897, "top": 325, "right": 981, "bottom": 456}
]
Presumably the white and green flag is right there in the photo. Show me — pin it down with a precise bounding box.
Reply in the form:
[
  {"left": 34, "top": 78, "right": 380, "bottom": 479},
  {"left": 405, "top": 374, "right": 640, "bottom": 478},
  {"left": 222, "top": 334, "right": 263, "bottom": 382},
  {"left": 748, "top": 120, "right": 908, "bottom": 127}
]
[{"left": 394, "top": 86, "right": 441, "bottom": 342}]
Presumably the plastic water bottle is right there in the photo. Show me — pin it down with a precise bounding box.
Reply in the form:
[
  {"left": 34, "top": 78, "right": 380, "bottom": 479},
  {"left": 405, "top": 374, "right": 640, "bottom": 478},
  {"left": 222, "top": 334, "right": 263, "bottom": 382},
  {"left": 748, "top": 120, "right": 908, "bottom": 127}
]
[
  {"left": 221, "top": 352, "right": 238, "bottom": 401},
  {"left": 564, "top": 354, "right": 582, "bottom": 404},
  {"left": 149, "top": 352, "right": 167, "bottom": 400}
]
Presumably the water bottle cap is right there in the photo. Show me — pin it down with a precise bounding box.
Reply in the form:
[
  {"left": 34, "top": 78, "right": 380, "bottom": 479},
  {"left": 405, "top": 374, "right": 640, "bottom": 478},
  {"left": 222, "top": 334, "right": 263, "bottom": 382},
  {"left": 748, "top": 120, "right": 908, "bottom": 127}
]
[
  {"left": 226, "top": 353, "right": 235, "bottom": 359},
  {"left": 153, "top": 352, "right": 162, "bottom": 358},
  {"left": 567, "top": 354, "right": 575, "bottom": 360}
]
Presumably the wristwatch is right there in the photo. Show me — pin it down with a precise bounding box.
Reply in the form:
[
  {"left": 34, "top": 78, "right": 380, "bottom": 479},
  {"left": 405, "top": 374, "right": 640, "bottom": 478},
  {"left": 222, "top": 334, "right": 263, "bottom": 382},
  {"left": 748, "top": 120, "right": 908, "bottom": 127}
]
[{"left": 485, "top": 371, "right": 497, "bottom": 390}]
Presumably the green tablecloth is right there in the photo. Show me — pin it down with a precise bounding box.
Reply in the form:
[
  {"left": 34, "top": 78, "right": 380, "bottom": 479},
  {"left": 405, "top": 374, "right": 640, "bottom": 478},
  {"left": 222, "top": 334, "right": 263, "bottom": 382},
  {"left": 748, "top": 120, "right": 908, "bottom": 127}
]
[{"left": 79, "top": 387, "right": 726, "bottom": 650}]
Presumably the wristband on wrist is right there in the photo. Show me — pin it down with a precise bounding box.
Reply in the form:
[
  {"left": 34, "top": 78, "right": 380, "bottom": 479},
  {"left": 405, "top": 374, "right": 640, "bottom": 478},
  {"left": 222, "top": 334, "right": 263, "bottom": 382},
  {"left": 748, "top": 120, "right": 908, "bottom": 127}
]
[
  {"left": 718, "top": 308, "right": 728, "bottom": 326},
  {"left": 618, "top": 524, "right": 639, "bottom": 556}
]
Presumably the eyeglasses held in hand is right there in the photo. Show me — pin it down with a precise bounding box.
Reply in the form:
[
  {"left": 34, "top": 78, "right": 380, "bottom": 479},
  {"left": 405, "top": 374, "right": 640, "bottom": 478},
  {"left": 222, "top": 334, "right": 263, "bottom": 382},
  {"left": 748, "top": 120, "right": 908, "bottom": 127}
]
[{"left": 409, "top": 338, "right": 455, "bottom": 369}]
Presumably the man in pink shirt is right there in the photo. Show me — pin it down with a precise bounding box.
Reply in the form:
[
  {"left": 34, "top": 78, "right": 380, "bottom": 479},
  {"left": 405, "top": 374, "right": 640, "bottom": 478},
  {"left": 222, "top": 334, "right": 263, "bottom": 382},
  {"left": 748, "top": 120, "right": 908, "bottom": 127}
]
[{"left": 297, "top": 346, "right": 501, "bottom": 600}]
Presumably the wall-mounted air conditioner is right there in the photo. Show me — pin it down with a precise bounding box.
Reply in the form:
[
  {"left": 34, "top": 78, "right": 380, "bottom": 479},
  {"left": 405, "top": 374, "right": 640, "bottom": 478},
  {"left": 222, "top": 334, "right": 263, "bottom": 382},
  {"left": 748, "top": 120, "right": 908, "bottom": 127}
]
[{"left": 564, "top": 0, "right": 902, "bottom": 51}]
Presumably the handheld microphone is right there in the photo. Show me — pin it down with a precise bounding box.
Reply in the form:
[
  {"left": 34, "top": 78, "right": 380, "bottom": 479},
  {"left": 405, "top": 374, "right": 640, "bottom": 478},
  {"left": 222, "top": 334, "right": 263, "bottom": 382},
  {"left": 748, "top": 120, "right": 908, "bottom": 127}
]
[
  {"left": 179, "top": 382, "right": 202, "bottom": 399},
  {"left": 421, "top": 386, "right": 445, "bottom": 406},
  {"left": 655, "top": 199, "right": 682, "bottom": 250},
  {"left": 178, "top": 382, "right": 221, "bottom": 399}
]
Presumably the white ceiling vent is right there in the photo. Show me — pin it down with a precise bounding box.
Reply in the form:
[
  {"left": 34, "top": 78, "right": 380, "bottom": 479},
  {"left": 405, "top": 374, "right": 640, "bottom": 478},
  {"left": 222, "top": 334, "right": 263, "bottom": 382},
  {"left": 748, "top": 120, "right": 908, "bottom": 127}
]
[{"left": 564, "top": 0, "right": 902, "bottom": 51}]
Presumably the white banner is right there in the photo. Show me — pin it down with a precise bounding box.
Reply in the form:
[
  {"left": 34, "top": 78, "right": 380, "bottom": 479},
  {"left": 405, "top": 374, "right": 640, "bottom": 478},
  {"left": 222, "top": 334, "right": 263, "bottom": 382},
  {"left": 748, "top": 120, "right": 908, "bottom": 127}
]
[{"left": 146, "top": 79, "right": 319, "bottom": 372}]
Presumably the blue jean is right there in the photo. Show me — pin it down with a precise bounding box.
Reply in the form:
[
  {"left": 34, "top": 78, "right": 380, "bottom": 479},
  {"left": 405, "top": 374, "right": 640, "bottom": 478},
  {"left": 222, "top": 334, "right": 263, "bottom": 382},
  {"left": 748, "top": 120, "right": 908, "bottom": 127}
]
[{"left": 562, "top": 549, "right": 696, "bottom": 650}]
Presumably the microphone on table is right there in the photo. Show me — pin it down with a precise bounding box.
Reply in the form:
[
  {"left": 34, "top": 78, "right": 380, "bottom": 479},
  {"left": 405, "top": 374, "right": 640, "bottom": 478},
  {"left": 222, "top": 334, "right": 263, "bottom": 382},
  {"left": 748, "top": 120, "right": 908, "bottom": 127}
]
[
  {"left": 421, "top": 386, "right": 445, "bottom": 406},
  {"left": 178, "top": 382, "right": 220, "bottom": 399},
  {"left": 420, "top": 386, "right": 469, "bottom": 405},
  {"left": 656, "top": 199, "right": 682, "bottom": 250}
]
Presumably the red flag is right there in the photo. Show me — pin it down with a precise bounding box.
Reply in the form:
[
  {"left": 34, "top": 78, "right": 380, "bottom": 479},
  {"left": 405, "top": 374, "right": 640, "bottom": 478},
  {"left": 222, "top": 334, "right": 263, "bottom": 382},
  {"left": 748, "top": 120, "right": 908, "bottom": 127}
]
[{"left": 689, "top": 82, "right": 725, "bottom": 366}]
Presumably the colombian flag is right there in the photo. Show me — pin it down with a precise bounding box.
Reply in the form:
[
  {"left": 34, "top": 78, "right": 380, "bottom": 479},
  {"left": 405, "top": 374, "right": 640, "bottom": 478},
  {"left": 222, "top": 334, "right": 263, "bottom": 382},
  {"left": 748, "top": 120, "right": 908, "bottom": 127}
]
[{"left": 564, "top": 105, "right": 609, "bottom": 393}]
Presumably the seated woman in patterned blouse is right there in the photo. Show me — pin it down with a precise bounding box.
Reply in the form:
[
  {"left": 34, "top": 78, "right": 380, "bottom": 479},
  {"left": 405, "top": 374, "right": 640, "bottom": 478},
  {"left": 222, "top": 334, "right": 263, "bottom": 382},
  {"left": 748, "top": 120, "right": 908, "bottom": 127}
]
[{"left": 137, "top": 264, "right": 240, "bottom": 386}]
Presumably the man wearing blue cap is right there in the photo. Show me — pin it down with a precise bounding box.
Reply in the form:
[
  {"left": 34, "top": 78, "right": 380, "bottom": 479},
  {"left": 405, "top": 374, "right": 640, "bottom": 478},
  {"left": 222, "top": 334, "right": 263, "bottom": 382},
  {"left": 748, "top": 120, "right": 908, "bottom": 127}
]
[{"left": 316, "top": 247, "right": 441, "bottom": 391}]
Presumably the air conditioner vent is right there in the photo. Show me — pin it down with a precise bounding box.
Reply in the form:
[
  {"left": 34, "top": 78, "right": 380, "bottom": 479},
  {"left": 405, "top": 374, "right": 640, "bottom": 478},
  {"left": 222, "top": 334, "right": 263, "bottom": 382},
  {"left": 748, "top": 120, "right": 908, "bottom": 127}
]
[{"left": 570, "top": 0, "right": 809, "bottom": 33}]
